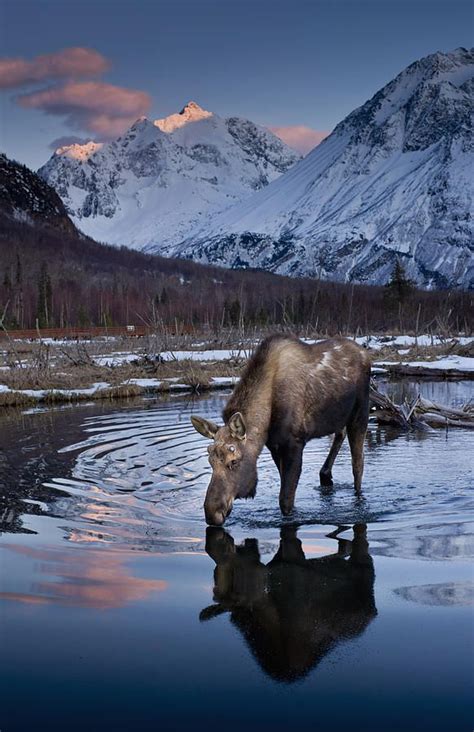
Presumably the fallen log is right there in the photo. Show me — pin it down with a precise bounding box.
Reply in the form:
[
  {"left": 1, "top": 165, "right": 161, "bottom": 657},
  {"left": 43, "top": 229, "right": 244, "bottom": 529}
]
[
  {"left": 369, "top": 383, "right": 411, "bottom": 429},
  {"left": 417, "top": 412, "right": 474, "bottom": 429},
  {"left": 369, "top": 380, "right": 474, "bottom": 430}
]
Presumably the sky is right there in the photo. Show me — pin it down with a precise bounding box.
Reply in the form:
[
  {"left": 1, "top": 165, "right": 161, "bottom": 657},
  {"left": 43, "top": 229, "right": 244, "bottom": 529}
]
[{"left": 0, "top": 0, "right": 472, "bottom": 169}]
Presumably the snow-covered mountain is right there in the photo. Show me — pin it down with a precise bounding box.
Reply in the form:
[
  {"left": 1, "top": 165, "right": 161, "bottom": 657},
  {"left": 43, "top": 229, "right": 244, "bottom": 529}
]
[
  {"left": 181, "top": 48, "right": 474, "bottom": 288},
  {"left": 38, "top": 102, "right": 299, "bottom": 252}
]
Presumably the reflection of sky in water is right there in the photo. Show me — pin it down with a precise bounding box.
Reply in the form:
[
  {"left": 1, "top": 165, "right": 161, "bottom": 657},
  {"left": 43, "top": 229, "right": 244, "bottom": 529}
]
[
  {"left": 0, "top": 387, "right": 473, "bottom": 732},
  {"left": 378, "top": 378, "right": 473, "bottom": 407}
]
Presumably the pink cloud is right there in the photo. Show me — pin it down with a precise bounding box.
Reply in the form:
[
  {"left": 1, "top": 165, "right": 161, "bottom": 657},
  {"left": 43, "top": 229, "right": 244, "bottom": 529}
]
[
  {"left": 0, "top": 47, "right": 109, "bottom": 89},
  {"left": 48, "top": 135, "right": 91, "bottom": 150},
  {"left": 17, "top": 80, "right": 151, "bottom": 140},
  {"left": 269, "top": 125, "right": 329, "bottom": 155}
]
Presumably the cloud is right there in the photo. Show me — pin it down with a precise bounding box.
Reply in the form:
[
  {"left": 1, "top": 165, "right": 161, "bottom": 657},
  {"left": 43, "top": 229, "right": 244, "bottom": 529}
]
[
  {"left": 0, "top": 47, "right": 109, "bottom": 89},
  {"left": 49, "top": 135, "right": 91, "bottom": 150},
  {"left": 269, "top": 125, "right": 329, "bottom": 155},
  {"left": 17, "top": 80, "right": 151, "bottom": 140},
  {"left": 0, "top": 46, "right": 151, "bottom": 140},
  {"left": 1, "top": 543, "right": 167, "bottom": 610}
]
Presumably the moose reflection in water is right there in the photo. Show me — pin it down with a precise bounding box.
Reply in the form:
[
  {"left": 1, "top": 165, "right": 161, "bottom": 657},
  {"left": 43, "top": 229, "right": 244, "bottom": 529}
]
[{"left": 200, "top": 524, "right": 376, "bottom": 682}]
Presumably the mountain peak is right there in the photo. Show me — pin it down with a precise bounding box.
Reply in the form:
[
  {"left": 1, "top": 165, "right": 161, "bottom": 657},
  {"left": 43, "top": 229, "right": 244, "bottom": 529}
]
[
  {"left": 55, "top": 140, "right": 103, "bottom": 161},
  {"left": 38, "top": 101, "right": 298, "bottom": 253},
  {"left": 154, "top": 101, "right": 213, "bottom": 133},
  {"left": 179, "top": 47, "right": 473, "bottom": 289},
  {"left": 179, "top": 100, "right": 206, "bottom": 114}
]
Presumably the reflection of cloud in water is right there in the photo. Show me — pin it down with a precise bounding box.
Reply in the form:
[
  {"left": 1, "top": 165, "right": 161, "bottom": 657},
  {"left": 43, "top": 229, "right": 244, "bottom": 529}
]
[
  {"left": 395, "top": 582, "right": 474, "bottom": 607},
  {"left": 373, "top": 523, "right": 474, "bottom": 562},
  {"left": 0, "top": 544, "right": 167, "bottom": 609}
]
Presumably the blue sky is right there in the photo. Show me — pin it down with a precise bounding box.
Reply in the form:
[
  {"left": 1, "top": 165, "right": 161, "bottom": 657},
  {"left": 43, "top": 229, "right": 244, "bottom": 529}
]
[{"left": 1, "top": 0, "right": 472, "bottom": 168}]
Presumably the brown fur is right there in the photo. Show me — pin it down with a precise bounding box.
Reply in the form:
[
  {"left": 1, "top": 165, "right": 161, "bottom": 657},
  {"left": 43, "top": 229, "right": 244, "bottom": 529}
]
[{"left": 191, "top": 334, "right": 371, "bottom": 525}]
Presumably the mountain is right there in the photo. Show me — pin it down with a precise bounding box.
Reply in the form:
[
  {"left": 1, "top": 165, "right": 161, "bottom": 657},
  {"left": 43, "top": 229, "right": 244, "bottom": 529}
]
[
  {"left": 38, "top": 102, "right": 299, "bottom": 253},
  {"left": 0, "top": 154, "right": 471, "bottom": 334},
  {"left": 0, "top": 153, "right": 75, "bottom": 234},
  {"left": 181, "top": 48, "right": 474, "bottom": 288}
]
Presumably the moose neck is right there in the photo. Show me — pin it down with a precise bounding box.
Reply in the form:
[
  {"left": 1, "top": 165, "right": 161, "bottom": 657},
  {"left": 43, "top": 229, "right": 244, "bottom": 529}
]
[{"left": 223, "top": 361, "right": 273, "bottom": 456}]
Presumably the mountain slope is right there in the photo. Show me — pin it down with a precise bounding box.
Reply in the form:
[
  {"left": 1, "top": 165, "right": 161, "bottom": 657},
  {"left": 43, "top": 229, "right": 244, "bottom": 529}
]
[
  {"left": 181, "top": 48, "right": 474, "bottom": 288},
  {"left": 38, "top": 102, "right": 299, "bottom": 253},
  {"left": 0, "top": 153, "right": 76, "bottom": 234}
]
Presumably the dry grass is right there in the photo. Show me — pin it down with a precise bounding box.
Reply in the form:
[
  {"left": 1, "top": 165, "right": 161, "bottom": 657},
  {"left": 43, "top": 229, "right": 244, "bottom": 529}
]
[
  {"left": 0, "top": 391, "right": 36, "bottom": 407},
  {"left": 0, "top": 331, "right": 471, "bottom": 408}
]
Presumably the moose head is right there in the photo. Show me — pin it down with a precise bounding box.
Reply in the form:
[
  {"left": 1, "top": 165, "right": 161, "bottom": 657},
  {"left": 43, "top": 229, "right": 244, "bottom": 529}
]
[{"left": 191, "top": 412, "right": 257, "bottom": 526}]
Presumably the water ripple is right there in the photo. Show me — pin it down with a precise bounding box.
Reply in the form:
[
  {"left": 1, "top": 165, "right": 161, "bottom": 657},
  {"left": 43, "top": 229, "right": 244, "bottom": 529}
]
[{"left": 42, "top": 391, "right": 474, "bottom": 558}]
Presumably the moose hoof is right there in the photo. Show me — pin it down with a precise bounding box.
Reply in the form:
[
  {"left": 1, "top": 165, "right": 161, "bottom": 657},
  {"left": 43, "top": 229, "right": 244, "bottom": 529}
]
[
  {"left": 279, "top": 500, "right": 294, "bottom": 516},
  {"left": 319, "top": 471, "right": 334, "bottom": 487}
]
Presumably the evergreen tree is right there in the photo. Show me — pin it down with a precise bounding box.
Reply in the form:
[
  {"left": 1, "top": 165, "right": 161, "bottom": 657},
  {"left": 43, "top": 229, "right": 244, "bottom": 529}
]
[
  {"left": 37, "top": 262, "right": 52, "bottom": 328},
  {"left": 77, "top": 305, "right": 89, "bottom": 327},
  {"left": 14, "top": 252, "right": 24, "bottom": 327},
  {"left": 385, "top": 260, "right": 414, "bottom": 305},
  {"left": 225, "top": 298, "right": 241, "bottom": 326},
  {"left": 15, "top": 253, "right": 22, "bottom": 288}
]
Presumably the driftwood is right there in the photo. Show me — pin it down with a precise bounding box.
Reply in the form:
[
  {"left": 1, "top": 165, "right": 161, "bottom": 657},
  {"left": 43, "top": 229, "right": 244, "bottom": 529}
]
[
  {"left": 369, "top": 380, "right": 474, "bottom": 431},
  {"left": 377, "top": 363, "right": 474, "bottom": 380},
  {"left": 415, "top": 397, "right": 474, "bottom": 429}
]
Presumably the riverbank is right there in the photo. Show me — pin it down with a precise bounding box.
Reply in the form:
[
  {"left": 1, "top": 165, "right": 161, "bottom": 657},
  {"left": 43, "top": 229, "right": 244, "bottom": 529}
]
[{"left": 0, "top": 332, "right": 472, "bottom": 406}]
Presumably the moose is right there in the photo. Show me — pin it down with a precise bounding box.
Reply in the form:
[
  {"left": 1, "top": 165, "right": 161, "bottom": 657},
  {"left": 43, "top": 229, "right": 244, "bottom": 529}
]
[
  {"left": 200, "top": 524, "right": 376, "bottom": 681},
  {"left": 191, "top": 334, "right": 371, "bottom": 526}
]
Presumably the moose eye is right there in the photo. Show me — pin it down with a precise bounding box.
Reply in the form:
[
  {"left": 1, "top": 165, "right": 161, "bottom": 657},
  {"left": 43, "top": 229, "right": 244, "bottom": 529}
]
[{"left": 228, "top": 445, "right": 236, "bottom": 453}]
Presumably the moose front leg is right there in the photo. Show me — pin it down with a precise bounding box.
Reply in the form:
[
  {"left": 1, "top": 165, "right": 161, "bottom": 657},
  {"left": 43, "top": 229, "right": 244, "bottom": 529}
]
[
  {"left": 319, "top": 429, "right": 346, "bottom": 486},
  {"left": 269, "top": 445, "right": 282, "bottom": 476},
  {"left": 278, "top": 440, "right": 303, "bottom": 516}
]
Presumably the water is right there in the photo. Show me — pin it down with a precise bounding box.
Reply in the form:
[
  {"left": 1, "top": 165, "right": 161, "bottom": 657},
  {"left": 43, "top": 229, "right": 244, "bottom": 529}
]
[{"left": 0, "top": 382, "right": 473, "bottom": 731}]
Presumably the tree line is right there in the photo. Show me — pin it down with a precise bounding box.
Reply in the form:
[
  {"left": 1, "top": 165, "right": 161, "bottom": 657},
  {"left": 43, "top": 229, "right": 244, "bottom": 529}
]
[{"left": 0, "top": 215, "right": 472, "bottom": 336}]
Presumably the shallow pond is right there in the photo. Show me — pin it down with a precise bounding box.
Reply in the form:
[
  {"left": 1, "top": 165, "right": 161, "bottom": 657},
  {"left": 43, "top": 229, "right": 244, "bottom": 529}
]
[{"left": 0, "top": 380, "right": 473, "bottom": 731}]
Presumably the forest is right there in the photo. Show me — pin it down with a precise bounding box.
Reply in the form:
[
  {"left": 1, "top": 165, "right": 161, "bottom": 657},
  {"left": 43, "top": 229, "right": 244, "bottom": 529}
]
[{"left": 0, "top": 214, "right": 472, "bottom": 336}]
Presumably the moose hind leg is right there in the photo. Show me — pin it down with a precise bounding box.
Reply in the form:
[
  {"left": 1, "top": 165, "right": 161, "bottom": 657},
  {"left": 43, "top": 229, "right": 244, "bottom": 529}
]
[
  {"left": 319, "top": 429, "right": 346, "bottom": 486},
  {"left": 347, "top": 422, "right": 367, "bottom": 493}
]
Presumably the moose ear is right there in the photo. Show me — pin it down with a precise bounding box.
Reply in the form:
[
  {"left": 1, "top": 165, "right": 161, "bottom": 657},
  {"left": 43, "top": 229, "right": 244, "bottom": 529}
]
[
  {"left": 191, "top": 415, "right": 219, "bottom": 439},
  {"left": 228, "top": 412, "right": 246, "bottom": 440}
]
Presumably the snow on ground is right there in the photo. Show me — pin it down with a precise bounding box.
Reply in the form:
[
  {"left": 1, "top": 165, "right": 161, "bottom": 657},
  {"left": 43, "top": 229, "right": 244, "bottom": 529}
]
[
  {"left": 92, "top": 348, "right": 249, "bottom": 366},
  {"left": 0, "top": 376, "right": 241, "bottom": 403},
  {"left": 94, "top": 352, "right": 142, "bottom": 366},
  {"left": 128, "top": 376, "right": 239, "bottom": 389},
  {"left": 374, "top": 356, "right": 474, "bottom": 372},
  {"left": 355, "top": 335, "right": 473, "bottom": 350},
  {"left": 91, "top": 337, "right": 474, "bottom": 367},
  {"left": 161, "top": 348, "right": 249, "bottom": 361},
  {"left": 0, "top": 382, "right": 111, "bottom": 399},
  {"left": 1, "top": 335, "right": 473, "bottom": 405}
]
